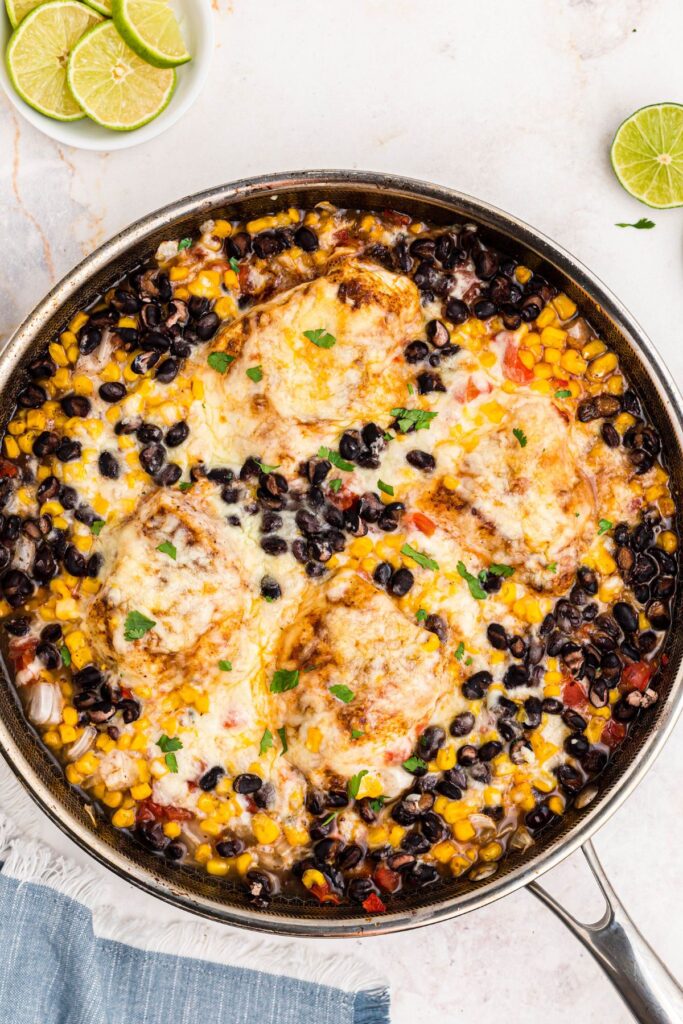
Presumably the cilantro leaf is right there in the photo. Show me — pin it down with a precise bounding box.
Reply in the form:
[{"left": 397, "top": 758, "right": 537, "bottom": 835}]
[
  {"left": 390, "top": 407, "right": 438, "bottom": 433},
  {"left": 512, "top": 427, "right": 528, "bottom": 448},
  {"left": 318, "top": 446, "right": 354, "bottom": 472},
  {"left": 377, "top": 479, "right": 394, "bottom": 496},
  {"left": 416, "top": 608, "right": 427, "bottom": 623},
  {"left": 303, "top": 328, "right": 336, "bottom": 349},
  {"left": 270, "top": 668, "right": 300, "bottom": 693},
  {"left": 229, "top": 257, "right": 240, "bottom": 273},
  {"left": 598, "top": 518, "right": 613, "bottom": 535},
  {"left": 177, "top": 237, "right": 192, "bottom": 251},
  {"left": 615, "top": 218, "right": 655, "bottom": 229},
  {"left": 489, "top": 563, "right": 514, "bottom": 578},
  {"left": 329, "top": 477, "right": 342, "bottom": 493},
  {"left": 348, "top": 770, "right": 368, "bottom": 800},
  {"left": 329, "top": 684, "right": 355, "bottom": 703},
  {"left": 457, "top": 561, "right": 487, "bottom": 600},
  {"left": 246, "top": 365, "right": 263, "bottom": 383},
  {"left": 369, "top": 796, "right": 385, "bottom": 813},
  {"left": 547, "top": 561, "right": 557, "bottom": 573},
  {"left": 351, "top": 729, "right": 365, "bottom": 740},
  {"left": 554, "top": 389, "right": 572, "bottom": 399},
  {"left": 207, "top": 351, "right": 234, "bottom": 374},
  {"left": 165, "top": 753, "right": 179, "bottom": 773},
  {"left": 259, "top": 729, "right": 273, "bottom": 755},
  {"left": 454, "top": 641, "right": 465, "bottom": 661},
  {"left": 178, "top": 481, "right": 193, "bottom": 492},
  {"left": 156, "top": 540, "right": 177, "bottom": 560},
  {"left": 91, "top": 520, "right": 105, "bottom": 536},
  {"left": 407, "top": 382, "right": 414, "bottom": 395},
  {"left": 254, "top": 459, "right": 280, "bottom": 474},
  {"left": 60, "top": 645, "right": 71, "bottom": 667},
  {"left": 218, "top": 659, "right": 232, "bottom": 671},
  {"left": 157, "top": 734, "right": 182, "bottom": 753},
  {"left": 402, "top": 755, "right": 427, "bottom": 774},
  {"left": 277, "top": 726, "right": 288, "bottom": 754},
  {"left": 124, "top": 610, "right": 156, "bottom": 641},
  {"left": 321, "top": 811, "right": 339, "bottom": 826},
  {"left": 401, "top": 543, "right": 439, "bottom": 571}
]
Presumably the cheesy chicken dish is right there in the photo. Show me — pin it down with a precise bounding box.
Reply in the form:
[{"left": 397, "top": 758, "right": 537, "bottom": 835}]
[{"left": 1, "top": 204, "right": 676, "bottom": 913}]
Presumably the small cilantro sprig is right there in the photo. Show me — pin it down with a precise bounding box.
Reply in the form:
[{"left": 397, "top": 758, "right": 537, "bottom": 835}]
[
  {"left": 348, "top": 770, "right": 368, "bottom": 800},
  {"left": 318, "top": 446, "right": 354, "bottom": 472},
  {"left": 554, "top": 389, "right": 572, "bottom": 399},
  {"left": 303, "top": 328, "right": 336, "bottom": 349},
  {"left": 270, "top": 668, "right": 300, "bottom": 693},
  {"left": 454, "top": 641, "right": 465, "bottom": 661},
  {"left": 208, "top": 352, "right": 234, "bottom": 374},
  {"left": 598, "top": 518, "right": 613, "bottom": 535},
  {"left": 277, "top": 726, "right": 288, "bottom": 755},
  {"left": 401, "top": 543, "right": 439, "bottom": 571},
  {"left": 488, "top": 563, "right": 514, "bottom": 578},
  {"left": 377, "top": 479, "right": 394, "bottom": 496},
  {"left": 512, "top": 427, "right": 528, "bottom": 448},
  {"left": 329, "top": 684, "right": 354, "bottom": 703},
  {"left": 328, "top": 477, "right": 342, "bottom": 493},
  {"left": 124, "top": 610, "right": 156, "bottom": 641},
  {"left": 390, "top": 407, "right": 438, "bottom": 433},
  {"left": 259, "top": 729, "right": 273, "bottom": 756},
  {"left": 254, "top": 459, "right": 280, "bottom": 474},
  {"left": 156, "top": 540, "right": 177, "bottom": 560},
  {"left": 229, "top": 257, "right": 240, "bottom": 273},
  {"left": 615, "top": 218, "right": 655, "bottom": 229},
  {"left": 60, "top": 645, "right": 71, "bottom": 667},
  {"left": 246, "top": 365, "right": 263, "bottom": 383},
  {"left": 91, "top": 520, "right": 105, "bottom": 536},
  {"left": 402, "top": 755, "right": 427, "bottom": 774},
  {"left": 157, "top": 734, "right": 182, "bottom": 773},
  {"left": 218, "top": 659, "right": 232, "bottom": 671},
  {"left": 351, "top": 728, "right": 365, "bottom": 740},
  {"left": 177, "top": 237, "right": 192, "bottom": 251},
  {"left": 457, "top": 561, "right": 487, "bottom": 600}
]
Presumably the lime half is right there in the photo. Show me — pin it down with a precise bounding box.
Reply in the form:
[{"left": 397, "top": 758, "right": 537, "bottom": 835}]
[
  {"left": 6, "top": 0, "right": 102, "bottom": 121},
  {"left": 112, "top": 0, "right": 190, "bottom": 68},
  {"left": 67, "top": 20, "right": 176, "bottom": 130},
  {"left": 4, "top": 0, "right": 44, "bottom": 28},
  {"left": 611, "top": 103, "right": 683, "bottom": 209}
]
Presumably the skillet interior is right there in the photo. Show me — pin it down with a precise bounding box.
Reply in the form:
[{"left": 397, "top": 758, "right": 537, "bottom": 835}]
[{"left": 0, "top": 171, "right": 681, "bottom": 936}]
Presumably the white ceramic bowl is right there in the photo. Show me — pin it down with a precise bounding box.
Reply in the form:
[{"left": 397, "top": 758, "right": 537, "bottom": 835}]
[{"left": 0, "top": 0, "right": 213, "bottom": 151}]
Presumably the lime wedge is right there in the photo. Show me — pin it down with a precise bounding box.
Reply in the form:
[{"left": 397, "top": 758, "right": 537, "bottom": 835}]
[
  {"left": 5, "top": 0, "right": 102, "bottom": 121},
  {"left": 611, "top": 103, "right": 683, "bottom": 209},
  {"left": 4, "top": 0, "right": 44, "bottom": 28},
  {"left": 83, "top": 0, "right": 112, "bottom": 13},
  {"left": 67, "top": 19, "right": 175, "bottom": 130},
  {"left": 112, "top": 0, "right": 190, "bottom": 68}
]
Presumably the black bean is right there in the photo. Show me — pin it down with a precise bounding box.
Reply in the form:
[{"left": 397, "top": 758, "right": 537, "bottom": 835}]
[
  {"left": 473, "top": 299, "right": 497, "bottom": 319},
  {"left": 373, "top": 561, "right": 392, "bottom": 588},
  {"left": 63, "top": 544, "right": 87, "bottom": 578},
  {"left": 358, "top": 492, "right": 384, "bottom": 523},
  {"left": 638, "top": 630, "right": 658, "bottom": 655},
  {"left": 424, "top": 614, "right": 447, "bottom": 643},
  {"left": 601, "top": 422, "right": 620, "bottom": 448},
  {"left": 555, "top": 764, "right": 584, "bottom": 794},
  {"left": 78, "top": 325, "right": 102, "bottom": 355},
  {"left": 478, "top": 740, "right": 503, "bottom": 761},
  {"left": 418, "top": 725, "right": 446, "bottom": 761},
  {"left": 32, "top": 542, "right": 57, "bottom": 583},
  {"left": 27, "top": 354, "right": 57, "bottom": 379},
  {"left": 2, "top": 569, "right": 34, "bottom": 607},
  {"left": 417, "top": 371, "right": 446, "bottom": 394},
  {"left": 388, "top": 567, "right": 414, "bottom": 596},
  {"left": 402, "top": 832, "right": 431, "bottom": 856},
  {"left": 526, "top": 803, "right": 554, "bottom": 832},
  {"left": 450, "top": 712, "right": 475, "bottom": 737},
  {"left": 504, "top": 664, "right": 528, "bottom": 689},
  {"left": 292, "top": 225, "right": 318, "bottom": 251},
  {"left": 231, "top": 773, "right": 262, "bottom": 795},
  {"left": 474, "top": 250, "right": 499, "bottom": 280},
  {"left": 156, "top": 463, "right": 182, "bottom": 487},
  {"left": 445, "top": 298, "right": 469, "bottom": 324},
  {"left": 196, "top": 313, "right": 220, "bottom": 340},
  {"left": 156, "top": 357, "right": 180, "bottom": 384},
  {"left": 410, "top": 863, "right": 439, "bottom": 887},
  {"left": 60, "top": 394, "right": 91, "bottom": 418},
  {"left": 226, "top": 231, "right": 251, "bottom": 260},
  {"left": 216, "top": 838, "right": 245, "bottom": 858},
  {"left": 3, "top": 616, "right": 29, "bottom": 637},
  {"left": 260, "top": 575, "right": 281, "bottom": 601},
  {"left": 646, "top": 599, "right": 670, "bottom": 630},
  {"left": 87, "top": 553, "right": 103, "bottom": 578},
  {"left": 338, "top": 431, "right": 361, "bottom": 461},
  {"left": 462, "top": 670, "right": 491, "bottom": 700},
  {"left": 405, "top": 449, "right": 435, "bottom": 472},
  {"left": 261, "top": 536, "right": 287, "bottom": 556},
  {"left": 56, "top": 438, "right": 81, "bottom": 462},
  {"left": 139, "top": 444, "right": 165, "bottom": 476},
  {"left": 426, "top": 319, "right": 450, "bottom": 348},
  {"left": 508, "top": 635, "right": 527, "bottom": 659},
  {"left": 32, "top": 431, "right": 60, "bottom": 457},
  {"left": 404, "top": 340, "right": 430, "bottom": 363},
  {"left": 436, "top": 779, "right": 462, "bottom": 800},
  {"left": 486, "top": 622, "right": 507, "bottom": 650},
  {"left": 165, "top": 421, "right": 190, "bottom": 447},
  {"left": 564, "top": 733, "right": 589, "bottom": 758},
  {"left": 99, "top": 382, "right": 126, "bottom": 403},
  {"left": 613, "top": 601, "right": 638, "bottom": 633},
  {"left": 347, "top": 877, "right": 377, "bottom": 903},
  {"left": 17, "top": 383, "right": 46, "bottom": 409},
  {"left": 457, "top": 744, "right": 479, "bottom": 767},
  {"left": 98, "top": 451, "right": 120, "bottom": 480},
  {"left": 130, "top": 350, "right": 160, "bottom": 375}
]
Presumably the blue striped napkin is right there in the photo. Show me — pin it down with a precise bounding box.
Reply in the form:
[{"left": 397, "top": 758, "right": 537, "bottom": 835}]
[{"left": 0, "top": 774, "right": 389, "bottom": 1024}]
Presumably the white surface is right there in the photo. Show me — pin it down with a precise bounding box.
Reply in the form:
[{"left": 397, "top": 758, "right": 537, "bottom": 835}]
[
  {"left": 1, "top": 1, "right": 682, "bottom": 1021},
  {"left": 0, "top": 0, "right": 213, "bottom": 150}
]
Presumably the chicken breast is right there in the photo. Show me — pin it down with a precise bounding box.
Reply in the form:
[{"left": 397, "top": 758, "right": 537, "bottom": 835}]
[
  {"left": 271, "top": 570, "right": 449, "bottom": 799},
  {"left": 416, "top": 395, "right": 596, "bottom": 593},
  {"left": 187, "top": 257, "right": 424, "bottom": 472}
]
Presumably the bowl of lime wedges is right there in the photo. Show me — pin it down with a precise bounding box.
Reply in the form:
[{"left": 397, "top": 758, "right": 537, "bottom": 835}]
[{"left": 0, "top": 0, "right": 213, "bottom": 150}]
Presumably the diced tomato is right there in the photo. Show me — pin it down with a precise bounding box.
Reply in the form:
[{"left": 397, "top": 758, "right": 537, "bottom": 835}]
[
  {"left": 163, "top": 805, "right": 194, "bottom": 822},
  {"left": 562, "top": 677, "right": 588, "bottom": 710},
  {"left": 601, "top": 719, "right": 626, "bottom": 749},
  {"left": 0, "top": 458, "right": 18, "bottom": 478},
  {"left": 381, "top": 209, "right": 411, "bottom": 227},
  {"left": 136, "top": 798, "right": 164, "bottom": 824},
  {"left": 362, "top": 892, "right": 386, "bottom": 914},
  {"left": 238, "top": 265, "right": 250, "bottom": 292},
  {"left": 620, "top": 661, "right": 652, "bottom": 693},
  {"left": 335, "top": 228, "right": 351, "bottom": 246},
  {"left": 329, "top": 485, "right": 358, "bottom": 511},
  {"left": 503, "top": 340, "right": 533, "bottom": 384},
  {"left": 456, "top": 376, "right": 492, "bottom": 403},
  {"left": 373, "top": 865, "right": 401, "bottom": 893},
  {"left": 311, "top": 882, "right": 341, "bottom": 905},
  {"left": 404, "top": 511, "right": 436, "bottom": 537}
]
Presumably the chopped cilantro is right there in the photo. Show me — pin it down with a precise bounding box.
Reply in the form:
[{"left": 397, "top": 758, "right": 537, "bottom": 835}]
[
  {"left": 156, "top": 540, "right": 177, "bottom": 560},
  {"left": 177, "top": 237, "right": 192, "bottom": 251},
  {"left": 616, "top": 218, "right": 655, "bottom": 229},
  {"left": 207, "top": 351, "right": 234, "bottom": 374},
  {"left": 390, "top": 407, "right": 438, "bottom": 433},
  {"left": 554, "top": 389, "right": 572, "bottom": 399},
  {"left": 229, "top": 257, "right": 240, "bottom": 273},
  {"left": 369, "top": 796, "right": 385, "bottom": 813},
  {"left": 401, "top": 543, "right": 439, "bottom": 571},
  {"left": 547, "top": 561, "right": 558, "bottom": 573},
  {"left": 321, "top": 811, "right": 339, "bottom": 826},
  {"left": 329, "top": 684, "right": 354, "bottom": 703},
  {"left": 489, "top": 563, "right": 514, "bottom": 578},
  {"left": 277, "top": 726, "right": 288, "bottom": 754},
  {"left": 91, "top": 520, "right": 105, "bottom": 536},
  {"left": 254, "top": 459, "right": 280, "bottom": 474},
  {"left": 348, "top": 770, "right": 368, "bottom": 800},
  {"left": 303, "top": 328, "right": 336, "bottom": 349},
  {"left": 178, "top": 481, "right": 193, "bottom": 492},
  {"left": 351, "top": 729, "right": 365, "bottom": 740},
  {"left": 157, "top": 734, "right": 182, "bottom": 772},
  {"left": 512, "top": 427, "right": 528, "bottom": 448},
  {"left": 402, "top": 755, "right": 427, "bottom": 774},
  {"left": 124, "top": 610, "right": 156, "bottom": 641},
  {"left": 454, "top": 641, "right": 465, "bottom": 661},
  {"left": 407, "top": 383, "right": 414, "bottom": 395},
  {"left": 270, "top": 668, "right": 300, "bottom": 693},
  {"left": 318, "top": 446, "right": 354, "bottom": 472},
  {"left": 60, "top": 645, "right": 71, "bottom": 667},
  {"left": 598, "top": 518, "right": 613, "bottom": 535},
  {"left": 329, "top": 477, "right": 342, "bottom": 493},
  {"left": 457, "top": 561, "right": 487, "bottom": 600},
  {"left": 218, "top": 659, "right": 232, "bottom": 671},
  {"left": 164, "top": 753, "right": 179, "bottom": 773},
  {"left": 377, "top": 479, "right": 394, "bottom": 496},
  {"left": 464, "top": 656, "right": 473, "bottom": 666},
  {"left": 259, "top": 729, "right": 273, "bottom": 755},
  {"left": 416, "top": 608, "right": 427, "bottom": 623},
  {"left": 246, "top": 365, "right": 263, "bottom": 383}
]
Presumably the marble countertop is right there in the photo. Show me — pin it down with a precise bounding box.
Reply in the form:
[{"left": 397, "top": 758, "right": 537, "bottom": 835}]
[{"left": 1, "top": 1, "right": 682, "bottom": 1020}]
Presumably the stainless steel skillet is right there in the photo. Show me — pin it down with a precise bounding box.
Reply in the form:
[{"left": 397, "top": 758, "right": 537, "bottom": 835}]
[{"left": 0, "top": 171, "right": 681, "bottom": 1023}]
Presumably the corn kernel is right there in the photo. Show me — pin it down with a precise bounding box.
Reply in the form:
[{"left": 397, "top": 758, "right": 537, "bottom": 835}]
[
  {"left": 433, "top": 840, "right": 457, "bottom": 863},
  {"left": 102, "top": 790, "right": 123, "bottom": 808},
  {"left": 350, "top": 536, "right": 374, "bottom": 558},
  {"left": 587, "top": 352, "right": 618, "bottom": 381},
  {"left": 130, "top": 782, "right": 152, "bottom": 801},
  {"left": 199, "top": 818, "right": 223, "bottom": 837},
  {"left": 43, "top": 730, "right": 62, "bottom": 749},
  {"left": 252, "top": 813, "right": 281, "bottom": 845},
  {"left": 553, "top": 294, "right": 577, "bottom": 320},
  {"left": 112, "top": 808, "right": 136, "bottom": 829},
  {"left": 75, "top": 752, "right": 99, "bottom": 776},
  {"left": 283, "top": 824, "right": 309, "bottom": 846},
  {"left": 436, "top": 745, "right": 456, "bottom": 771},
  {"left": 305, "top": 726, "right": 322, "bottom": 753},
  {"left": 302, "top": 868, "right": 326, "bottom": 890},
  {"left": 169, "top": 266, "right": 189, "bottom": 281},
  {"left": 548, "top": 795, "right": 565, "bottom": 815},
  {"left": 422, "top": 633, "right": 440, "bottom": 653},
  {"left": 235, "top": 852, "right": 253, "bottom": 875},
  {"left": 540, "top": 326, "right": 567, "bottom": 349},
  {"left": 453, "top": 820, "right": 476, "bottom": 842},
  {"left": 533, "top": 361, "right": 553, "bottom": 379},
  {"left": 4, "top": 437, "right": 19, "bottom": 459},
  {"left": 560, "top": 349, "right": 587, "bottom": 376},
  {"left": 659, "top": 530, "right": 678, "bottom": 554},
  {"left": 49, "top": 342, "right": 69, "bottom": 366},
  {"left": 515, "top": 266, "right": 532, "bottom": 284},
  {"left": 442, "top": 475, "right": 458, "bottom": 492},
  {"left": 480, "top": 841, "right": 503, "bottom": 862}
]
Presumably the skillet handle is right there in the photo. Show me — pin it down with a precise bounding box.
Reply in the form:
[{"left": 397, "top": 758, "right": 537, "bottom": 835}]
[{"left": 528, "top": 840, "right": 683, "bottom": 1024}]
